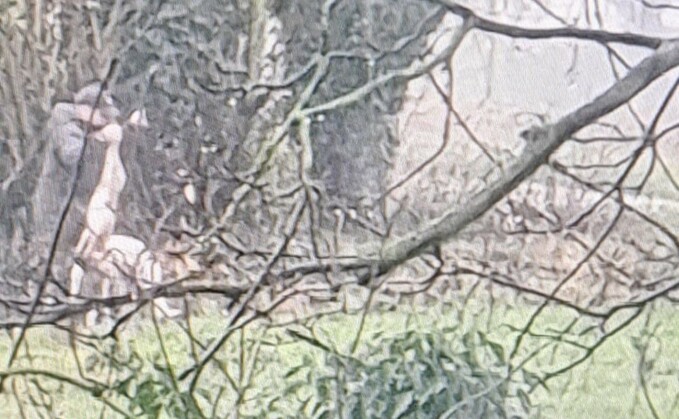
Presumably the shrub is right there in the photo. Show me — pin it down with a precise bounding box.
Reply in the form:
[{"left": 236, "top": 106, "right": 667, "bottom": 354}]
[{"left": 281, "top": 329, "right": 533, "bottom": 418}]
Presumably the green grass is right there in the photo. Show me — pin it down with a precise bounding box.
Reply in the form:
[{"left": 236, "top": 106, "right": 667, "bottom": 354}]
[{"left": 0, "top": 297, "right": 677, "bottom": 418}]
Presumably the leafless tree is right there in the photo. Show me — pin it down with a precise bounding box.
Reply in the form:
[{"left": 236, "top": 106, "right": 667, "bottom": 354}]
[{"left": 1, "top": 0, "right": 679, "bottom": 416}]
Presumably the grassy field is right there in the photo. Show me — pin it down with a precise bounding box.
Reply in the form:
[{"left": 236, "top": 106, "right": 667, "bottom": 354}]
[{"left": 0, "top": 295, "right": 677, "bottom": 418}]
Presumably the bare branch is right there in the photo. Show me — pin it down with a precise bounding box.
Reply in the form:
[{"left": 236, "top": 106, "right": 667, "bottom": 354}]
[{"left": 367, "top": 39, "right": 679, "bottom": 282}]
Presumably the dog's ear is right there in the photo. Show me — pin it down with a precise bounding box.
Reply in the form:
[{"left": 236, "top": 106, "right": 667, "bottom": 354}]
[
  {"left": 127, "top": 108, "right": 149, "bottom": 127},
  {"left": 88, "top": 123, "right": 123, "bottom": 144}
]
